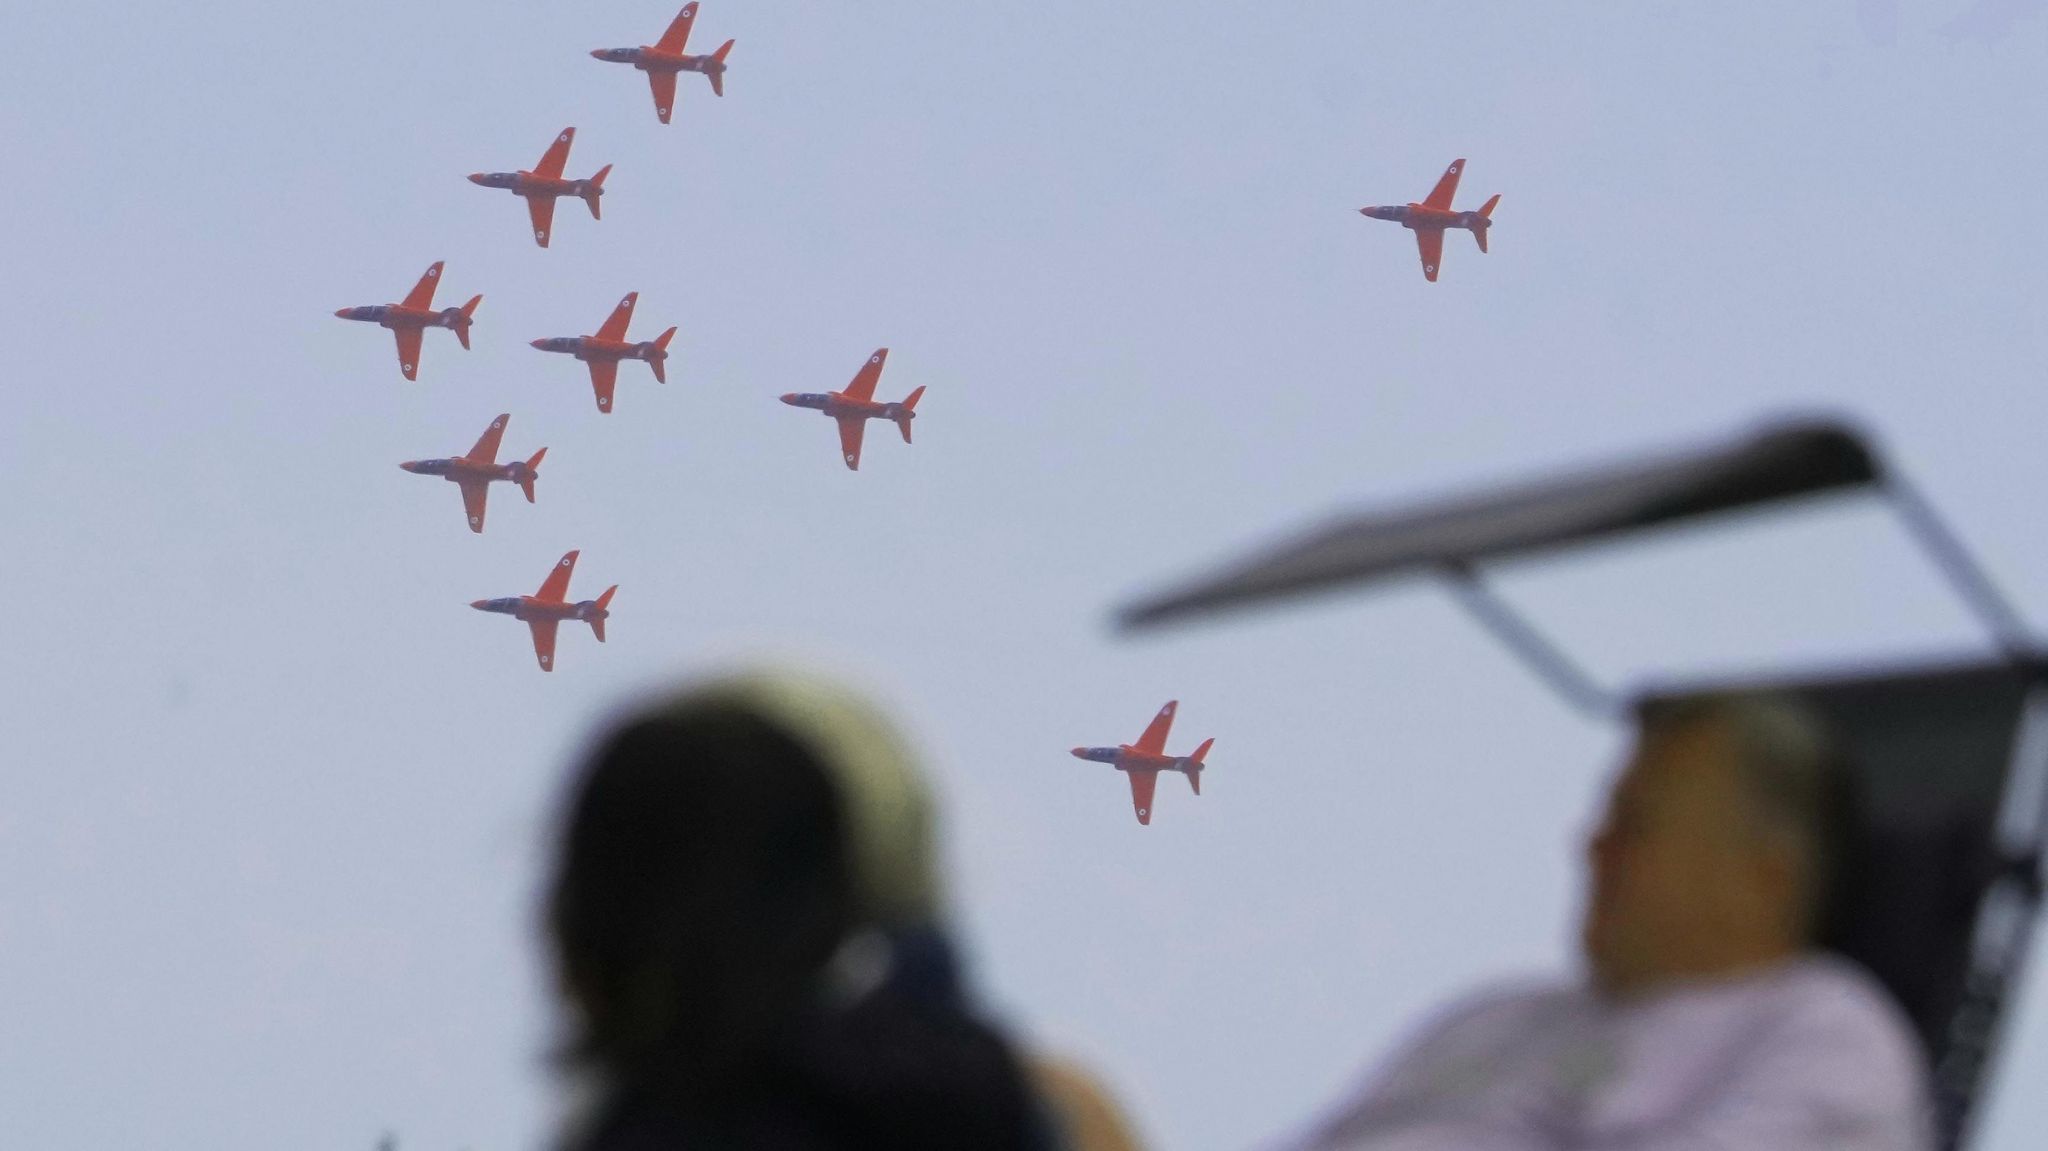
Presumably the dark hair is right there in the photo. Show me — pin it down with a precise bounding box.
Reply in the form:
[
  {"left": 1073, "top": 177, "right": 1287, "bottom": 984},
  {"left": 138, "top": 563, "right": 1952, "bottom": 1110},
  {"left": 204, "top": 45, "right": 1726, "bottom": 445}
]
[{"left": 546, "top": 699, "right": 856, "bottom": 1103}]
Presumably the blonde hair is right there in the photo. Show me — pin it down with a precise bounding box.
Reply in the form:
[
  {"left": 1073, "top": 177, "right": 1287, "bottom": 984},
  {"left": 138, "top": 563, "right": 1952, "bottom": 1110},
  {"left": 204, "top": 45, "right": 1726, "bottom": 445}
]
[
  {"left": 676, "top": 671, "right": 943, "bottom": 927},
  {"left": 1636, "top": 690, "right": 1853, "bottom": 936}
]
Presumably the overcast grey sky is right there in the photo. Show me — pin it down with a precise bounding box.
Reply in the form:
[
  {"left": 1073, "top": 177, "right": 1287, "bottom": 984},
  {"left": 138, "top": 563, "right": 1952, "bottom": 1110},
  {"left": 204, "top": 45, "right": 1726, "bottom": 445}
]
[{"left": 4, "top": 2, "right": 2047, "bottom": 1149}]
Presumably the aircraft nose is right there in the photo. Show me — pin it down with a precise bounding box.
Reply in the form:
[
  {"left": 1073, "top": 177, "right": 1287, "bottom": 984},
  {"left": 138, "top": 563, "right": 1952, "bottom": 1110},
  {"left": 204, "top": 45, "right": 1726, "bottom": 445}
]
[
  {"left": 469, "top": 599, "right": 492, "bottom": 611},
  {"left": 333, "top": 308, "right": 351, "bottom": 318},
  {"left": 399, "top": 460, "right": 422, "bottom": 473},
  {"left": 589, "top": 49, "right": 607, "bottom": 59},
  {"left": 779, "top": 393, "right": 800, "bottom": 405},
  {"left": 466, "top": 173, "right": 488, "bottom": 185},
  {"left": 530, "top": 339, "right": 548, "bottom": 350},
  {"left": 1070, "top": 747, "right": 1090, "bottom": 759}
]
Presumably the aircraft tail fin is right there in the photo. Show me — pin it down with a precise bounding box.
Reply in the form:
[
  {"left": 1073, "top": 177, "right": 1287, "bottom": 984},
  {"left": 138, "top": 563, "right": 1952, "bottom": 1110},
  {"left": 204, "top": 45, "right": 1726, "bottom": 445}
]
[
  {"left": 519, "top": 447, "right": 547, "bottom": 502},
  {"left": 895, "top": 385, "right": 924, "bottom": 444},
  {"left": 455, "top": 295, "right": 482, "bottom": 348},
  {"left": 709, "top": 41, "right": 733, "bottom": 95},
  {"left": 650, "top": 326, "right": 677, "bottom": 383},
  {"left": 584, "top": 165, "right": 611, "bottom": 219},
  {"left": 1474, "top": 194, "right": 1499, "bottom": 253},
  {"left": 1186, "top": 737, "right": 1213, "bottom": 794},
  {"left": 589, "top": 585, "right": 617, "bottom": 642}
]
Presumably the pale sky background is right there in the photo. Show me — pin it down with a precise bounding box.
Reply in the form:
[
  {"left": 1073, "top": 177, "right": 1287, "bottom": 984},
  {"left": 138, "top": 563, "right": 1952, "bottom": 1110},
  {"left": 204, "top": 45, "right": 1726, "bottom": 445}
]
[{"left": 3, "top": 2, "right": 2047, "bottom": 1149}]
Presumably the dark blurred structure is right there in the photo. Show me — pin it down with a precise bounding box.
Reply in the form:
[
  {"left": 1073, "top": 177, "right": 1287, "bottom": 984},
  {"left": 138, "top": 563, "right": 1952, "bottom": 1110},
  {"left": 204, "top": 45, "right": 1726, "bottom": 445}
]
[{"left": 1120, "top": 416, "right": 2047, "bottom": 1150}]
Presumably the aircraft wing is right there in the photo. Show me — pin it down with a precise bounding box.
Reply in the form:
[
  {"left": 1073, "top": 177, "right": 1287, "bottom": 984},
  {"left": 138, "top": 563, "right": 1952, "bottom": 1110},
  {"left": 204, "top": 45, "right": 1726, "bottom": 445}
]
[
  {"left": 458, "top": 478, "right": 490, "bottom": 533},
  {"left": 528, "top": 194, "right": 558, "bottom": 248},
  {"left": 1414, "top": 228, "right": 1445, "bottom": 282},
  {"left": 589, "top": 359, "right": 619, "bottom": 412},
  {"left": 528, "top": 619, "right": 560, "bottom": 672},
  {"left": 534, "top": 128, "right": 576, "bottom": 180},
  {"left": 648, "top": 70, "right": 678, "bottom": 124},
  {"left": 1125, "top": 767, "right": 1160, "bottom": 825},
  {"left": 393, "top": 327, "right": 424, "bottom": 381},
  {"left": 836, "top": 415, "right": 866, "bottom": 470},
  {"left": 842, "top": 348, "right": 888, "bottom": 402},
  {"left": 596, "top": 292, "right": 637, "bottom": 342},
  {"left": 655, "top": 3, "right": 697, "bottom": 54},
  {"left": 1133, "top": 700, "right": 1178, "bottom": 755},
  {"left": 1421, "top": 158, "right": 1465, "bottom": 210},
  {"left": 399, "top": 261, "right": 443, "bottom": 310},
  {"left": 537, "top": 550, "right": 580, "bottom": 601},
  {"left": 466, "top": 413, "right": 509, "bottom": 464}
]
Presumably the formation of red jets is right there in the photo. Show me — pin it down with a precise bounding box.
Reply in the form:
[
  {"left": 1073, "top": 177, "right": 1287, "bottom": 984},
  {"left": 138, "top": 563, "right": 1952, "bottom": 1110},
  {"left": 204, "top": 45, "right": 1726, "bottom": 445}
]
[
  {"left": 339, "top": 5, "right": 1503, "bottom": 823},
  {"left": 333, "top": 5, "right": 928, "bottom": 676}
]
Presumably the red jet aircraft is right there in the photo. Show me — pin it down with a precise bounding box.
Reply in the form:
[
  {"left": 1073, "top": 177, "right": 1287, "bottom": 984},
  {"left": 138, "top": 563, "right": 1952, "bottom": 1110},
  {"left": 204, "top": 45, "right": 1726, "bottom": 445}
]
[
  {"left": 400, "top": 413, "right": 546, "bottom": 534},
  {"left": 1070, "top": 701, "right": 1215, "bottom": 826},
  {"left": 471, "top": 550, "right": 615, "bottom": 672},
  {"left": 334, "top": 261, "right": 481, "bottom": 381},
  {"left": 591, "top": 3, "right": 734, "bottom": 125},
  {"left": 779, "top": 348, "right": 924, "bottom": 471},
  {"left": 1358, "top": 158, "right": 1500, "bottom": 282},
  {"left": 531, "top": 292, "right": 676, "bottom": 413},
  {"left": 468, "top": 128, "right": 611, "bottom": 248}
]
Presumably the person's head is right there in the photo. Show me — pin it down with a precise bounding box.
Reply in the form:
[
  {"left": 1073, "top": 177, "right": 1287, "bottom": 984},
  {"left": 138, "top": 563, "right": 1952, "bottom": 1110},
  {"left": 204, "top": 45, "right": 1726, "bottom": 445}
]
[
  {"left": 1582, "top": 690, "right": 1854, "bottom": 999},
  {"left": 544, "top": 671, "right": 943, "bottom": 1100}
]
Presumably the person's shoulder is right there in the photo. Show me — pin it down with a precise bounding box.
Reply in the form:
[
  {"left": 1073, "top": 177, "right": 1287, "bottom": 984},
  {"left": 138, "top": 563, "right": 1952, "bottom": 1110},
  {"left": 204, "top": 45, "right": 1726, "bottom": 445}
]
[
  {"left": 1769, "top": 954, "right": 1923, "bottom": 1045},
  {"left": 1443, "top": 974, "right": 1586, "bottom": 1020},
  {"left": 1398, "top": 973, "right": 1588, "bottom": 1048},
  {"left": 1755, "top": 954, "right": 1932, "bottom": 1107},
  {"left": 1027, "top": 1056, "right": 1145, "bottom": 1151}
]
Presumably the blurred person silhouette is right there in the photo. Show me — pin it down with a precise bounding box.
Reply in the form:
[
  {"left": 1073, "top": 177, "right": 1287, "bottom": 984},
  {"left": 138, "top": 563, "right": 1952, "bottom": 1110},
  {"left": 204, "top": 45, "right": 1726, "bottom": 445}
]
[
  {"left": 1275, "top": 692, "right": 1933, "bottom": 1151},
  {"left": 545, "top": 671, "right": 1142, "bottom": 1151}
]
